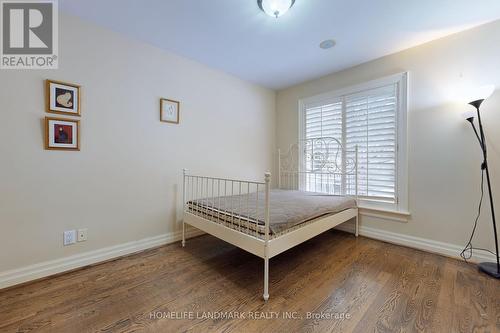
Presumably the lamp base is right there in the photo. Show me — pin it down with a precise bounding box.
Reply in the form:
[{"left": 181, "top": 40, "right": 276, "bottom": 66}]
[{"left": 478, "top": 262, "right": 500, "bottom": 278}]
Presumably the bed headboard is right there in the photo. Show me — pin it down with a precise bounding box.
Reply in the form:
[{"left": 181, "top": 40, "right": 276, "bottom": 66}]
[{"left": 278, "top": 137, "right": 358, "bottom": 197}]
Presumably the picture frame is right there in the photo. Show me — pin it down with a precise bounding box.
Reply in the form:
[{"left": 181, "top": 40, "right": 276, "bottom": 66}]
[
  {"left": 46, "top": 80, "right": 81, "bottom": 116},
  {"left": 160, "top": 98, "right": 180, "bottom": 124},
  {"left": 45, "top": 117, "right": 80, "bottom": 151}
]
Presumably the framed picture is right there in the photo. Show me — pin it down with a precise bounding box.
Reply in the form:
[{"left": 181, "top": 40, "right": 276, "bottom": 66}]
[
  {"left": 46, "top": 80, "right": 81, "bottom": 116},
  {"left": 45, "top": 117, "right": 80, "bottom": 151},
  {"left": 160, "top": 98, "right": 180, "bottom": 124}
]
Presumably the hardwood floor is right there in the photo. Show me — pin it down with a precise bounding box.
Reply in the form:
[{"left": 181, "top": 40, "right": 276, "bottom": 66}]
[{"left": 1, "top": 231, "right": 499, "bottom": 333}]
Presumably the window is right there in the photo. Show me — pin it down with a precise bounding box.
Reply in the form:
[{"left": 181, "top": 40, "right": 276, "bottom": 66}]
[{"left": 299, "top": 73, "right": 408, "bottom": 212}]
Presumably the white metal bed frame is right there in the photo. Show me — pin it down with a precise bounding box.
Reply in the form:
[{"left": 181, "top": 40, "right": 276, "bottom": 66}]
[{"left": 182, "top": 137, "right": 359, "bottom": 301}]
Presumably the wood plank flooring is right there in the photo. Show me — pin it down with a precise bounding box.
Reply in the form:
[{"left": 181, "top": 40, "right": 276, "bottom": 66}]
[{"left": 0, "top": 231, "right": 499, "bottom": 333}]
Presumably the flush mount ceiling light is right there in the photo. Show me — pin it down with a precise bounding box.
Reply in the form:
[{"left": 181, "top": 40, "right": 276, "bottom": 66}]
[
  {"left": 258, "top": 0, "right": 296, "bottom": 18},
  {"left": 320, "top": 39, "right": 336, "bottom": 50}
]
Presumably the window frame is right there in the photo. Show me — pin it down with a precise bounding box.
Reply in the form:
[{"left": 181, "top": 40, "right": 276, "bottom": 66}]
[{"left": 298, "top": 72, "right": 409, "bottom": 213}]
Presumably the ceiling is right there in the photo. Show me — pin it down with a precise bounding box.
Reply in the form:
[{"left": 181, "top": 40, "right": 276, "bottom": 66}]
[{"left": 60, "top": 0, "right": 500, "bottom": 90}]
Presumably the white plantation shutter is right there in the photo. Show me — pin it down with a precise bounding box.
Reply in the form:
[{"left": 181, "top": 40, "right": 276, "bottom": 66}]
[
  {"left": 345, "top": 84, "right": 397, "bottom": 200},
  {"left": 303, "top": 83, "right": 400, "bottom": 203},
  {"left": 303, "top": 100, "right": 343, "bottom": 192}
]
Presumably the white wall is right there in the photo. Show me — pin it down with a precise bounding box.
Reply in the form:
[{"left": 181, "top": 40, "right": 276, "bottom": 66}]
[
  {"left": 276, "top": 20, "right": 500, "bottom": 254},
  {"left": 0, "top": 14, "right": 275, "bottom": 275}
]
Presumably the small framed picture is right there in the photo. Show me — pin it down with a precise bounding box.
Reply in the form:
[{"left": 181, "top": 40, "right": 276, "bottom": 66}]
[
  {"left": 160, "top": 98, "right": 180, "bottom": 124},
  {"left": 45, "top": 117, "right": 80, "bottom": 151},
  {"left": 46, "top": 80, "right": 81, "bottom": 116}
]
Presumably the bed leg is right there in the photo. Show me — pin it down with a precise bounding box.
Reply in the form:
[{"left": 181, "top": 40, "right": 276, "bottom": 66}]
[
  {"left": 181, "top": 220, "right": 186, "bottom": 247},
  {"left": 263, "top": 172, "right": 271, "bottom": 301},
  {"left": 182, "top": 168, "right": 187, "bottom": 248},
  {"left": 355, "top": 214, "right": 359, "bottom": 237},
  {"left": 263, "top": 257, "right": 269, "bottom": 301}
]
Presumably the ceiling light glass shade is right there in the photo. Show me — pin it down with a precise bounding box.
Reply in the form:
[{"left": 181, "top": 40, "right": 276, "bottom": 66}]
[
  {"left": 258, "top": 0, "right": 295, "bottom": 18},
  {"left": 467, "top": 85, "right": 495, "bottom": 103}
]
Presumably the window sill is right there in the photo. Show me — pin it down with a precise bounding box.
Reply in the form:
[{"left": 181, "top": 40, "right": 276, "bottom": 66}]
[{"left": 358, "top": 206, "right": 411, "bottom": 223}]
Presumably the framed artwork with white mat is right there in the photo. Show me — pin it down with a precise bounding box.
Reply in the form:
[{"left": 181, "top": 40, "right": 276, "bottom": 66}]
[
  {"left": 45, "top": 117, "right": 80, "bottom": 151},
  {"left": 160, "top": 98, "right": 180, "bottom": 124},
  {"left": 46, "top": 80, "right": 81, "bottom": 116}
]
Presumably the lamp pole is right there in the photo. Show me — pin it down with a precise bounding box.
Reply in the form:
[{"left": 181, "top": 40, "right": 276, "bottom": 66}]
[{"left": 468, "top": 99, "right": 500, "bottom": 278}]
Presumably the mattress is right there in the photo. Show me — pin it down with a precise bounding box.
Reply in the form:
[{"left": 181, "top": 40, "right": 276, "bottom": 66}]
[{"left": 187, "top": 189, "right": 356, "bottom": 236}]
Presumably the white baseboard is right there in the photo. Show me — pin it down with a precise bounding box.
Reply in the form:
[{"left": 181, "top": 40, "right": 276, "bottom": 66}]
[
  {"left": 335, "top": 223, "right": 496, "bottom": 264},
  {"left": 0, "top": 228, "right": 204, "bottom": 290},
  {"left": 2, "top": 222, "right": 496, "bottom": 290}
]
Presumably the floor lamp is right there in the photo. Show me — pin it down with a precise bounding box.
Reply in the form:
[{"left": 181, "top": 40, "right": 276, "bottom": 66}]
[{"left": 464, "top": 85, "right": 500, "bottom": 278}]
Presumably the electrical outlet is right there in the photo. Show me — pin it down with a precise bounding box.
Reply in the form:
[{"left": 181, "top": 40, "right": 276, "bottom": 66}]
[
  {"left": 77, "top": 228, "right": 88, "bottom": 242},
  {"left": 63, "top": 230, "right": 77, "bottom": 246}
]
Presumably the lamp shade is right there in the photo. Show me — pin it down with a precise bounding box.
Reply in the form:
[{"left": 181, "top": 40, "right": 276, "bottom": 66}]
[
  {"left": 462, "top": 110, "right": 475, "bottom": 122},
  {"left": 258, "top": 0, "right": 295, "bottom": 18}
]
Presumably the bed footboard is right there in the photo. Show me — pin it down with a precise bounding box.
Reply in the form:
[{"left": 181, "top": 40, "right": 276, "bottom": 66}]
[{"left": 182, "top": 169, "right": 272, "bottom": 301}]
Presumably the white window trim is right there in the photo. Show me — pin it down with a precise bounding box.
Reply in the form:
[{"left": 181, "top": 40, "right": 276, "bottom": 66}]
[{"left": 298, "top": 72, "right": 409, "bottom": 214}]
